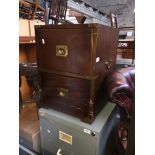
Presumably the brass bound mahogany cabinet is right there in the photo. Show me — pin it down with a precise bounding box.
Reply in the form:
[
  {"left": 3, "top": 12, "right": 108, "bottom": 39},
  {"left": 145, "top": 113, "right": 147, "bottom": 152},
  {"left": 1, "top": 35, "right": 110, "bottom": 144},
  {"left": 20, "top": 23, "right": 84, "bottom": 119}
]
[{"left": 35, "top": 24, "right": 118, "bottom": 123}]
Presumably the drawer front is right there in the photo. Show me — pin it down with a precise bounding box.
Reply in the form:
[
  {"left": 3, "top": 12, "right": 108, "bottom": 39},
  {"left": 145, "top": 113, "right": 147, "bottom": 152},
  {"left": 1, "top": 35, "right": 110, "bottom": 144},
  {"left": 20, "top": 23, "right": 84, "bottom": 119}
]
[
  {"left": 36, "top": 28, "right": 92, "bottom": 76},
  {"left": 40, "top": 116, "right": 97, "bottom": 155},
  {"left": 40, "top": 72, "right": 91, "bottom": 118}
]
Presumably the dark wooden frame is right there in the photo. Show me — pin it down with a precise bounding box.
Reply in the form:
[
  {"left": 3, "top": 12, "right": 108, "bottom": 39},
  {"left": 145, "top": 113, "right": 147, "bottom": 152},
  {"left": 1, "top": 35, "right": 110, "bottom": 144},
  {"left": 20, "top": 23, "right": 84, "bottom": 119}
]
[
  {"left": 110, "top": 12, "right": 118, "bottom": 28},
  {"left": 48, "top": 0, "right": 68, "bottom": 25}
]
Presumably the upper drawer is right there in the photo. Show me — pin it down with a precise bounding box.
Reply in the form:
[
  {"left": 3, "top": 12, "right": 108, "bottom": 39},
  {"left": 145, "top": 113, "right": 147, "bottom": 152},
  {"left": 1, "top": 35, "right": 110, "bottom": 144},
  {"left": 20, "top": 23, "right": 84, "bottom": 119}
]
[{"left": 35, "top": 28, "right": 92, "bottom": 76}]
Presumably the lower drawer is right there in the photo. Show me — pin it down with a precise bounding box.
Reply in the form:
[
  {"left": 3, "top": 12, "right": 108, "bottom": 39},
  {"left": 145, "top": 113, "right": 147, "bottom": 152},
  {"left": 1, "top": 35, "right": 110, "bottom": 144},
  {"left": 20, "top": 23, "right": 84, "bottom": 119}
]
[{"left": 40, "top": 72, "right": 91, "bottom": 119}]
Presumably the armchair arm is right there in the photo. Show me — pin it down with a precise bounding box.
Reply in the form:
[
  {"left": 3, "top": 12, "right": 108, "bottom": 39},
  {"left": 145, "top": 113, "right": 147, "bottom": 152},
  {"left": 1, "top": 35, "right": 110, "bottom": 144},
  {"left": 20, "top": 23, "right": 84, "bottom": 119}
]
[{"left": 105, "top": 67, "right": 135, "bottom": 116}]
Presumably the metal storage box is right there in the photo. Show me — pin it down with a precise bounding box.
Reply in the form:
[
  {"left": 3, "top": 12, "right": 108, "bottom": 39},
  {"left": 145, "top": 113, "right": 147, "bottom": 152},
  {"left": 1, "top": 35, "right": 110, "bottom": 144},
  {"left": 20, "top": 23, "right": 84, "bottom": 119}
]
[{"left": 39, "top": 102, "right": 120, "bottom": 155}]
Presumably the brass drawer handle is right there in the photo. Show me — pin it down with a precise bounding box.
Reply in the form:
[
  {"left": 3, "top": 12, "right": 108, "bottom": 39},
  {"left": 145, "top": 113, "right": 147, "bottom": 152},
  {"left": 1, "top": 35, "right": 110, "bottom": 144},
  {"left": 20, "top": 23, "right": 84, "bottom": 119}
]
[
  {"left": 59, "top": 91, "right": 65, "bottom": 97},
  {"left": 57, "top": 88, "right": 68, "bottom": 98},
  {"left": 56, "top": 45, "right": 68, "bottom": 57}
]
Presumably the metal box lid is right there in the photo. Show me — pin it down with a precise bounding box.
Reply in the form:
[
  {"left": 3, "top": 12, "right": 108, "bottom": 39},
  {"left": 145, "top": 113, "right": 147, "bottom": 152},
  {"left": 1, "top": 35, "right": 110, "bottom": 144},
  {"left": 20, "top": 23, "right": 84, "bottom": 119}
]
[{"left": 39, "top": 102, "right": 115, "bottom": 135}]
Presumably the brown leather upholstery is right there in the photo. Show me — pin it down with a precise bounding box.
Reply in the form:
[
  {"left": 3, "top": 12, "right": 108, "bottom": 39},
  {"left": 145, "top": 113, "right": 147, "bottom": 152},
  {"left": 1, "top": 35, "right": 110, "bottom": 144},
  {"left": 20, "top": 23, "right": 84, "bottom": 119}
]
[
  {"left": 105, "top": 67, "right": 135, "bottom": 117},
  {"left": 104, "top": 67, "right": 135, "bottom": 152}
]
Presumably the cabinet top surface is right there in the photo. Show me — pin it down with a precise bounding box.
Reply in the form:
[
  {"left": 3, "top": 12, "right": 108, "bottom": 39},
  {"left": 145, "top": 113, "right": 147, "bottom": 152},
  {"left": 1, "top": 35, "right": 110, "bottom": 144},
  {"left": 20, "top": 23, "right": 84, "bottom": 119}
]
[
  {"left": 35, "top": 23, "right": 115, "bottom": 30},
  {"left": 39, "top": 102, "right": 115, "bottom": 133}
]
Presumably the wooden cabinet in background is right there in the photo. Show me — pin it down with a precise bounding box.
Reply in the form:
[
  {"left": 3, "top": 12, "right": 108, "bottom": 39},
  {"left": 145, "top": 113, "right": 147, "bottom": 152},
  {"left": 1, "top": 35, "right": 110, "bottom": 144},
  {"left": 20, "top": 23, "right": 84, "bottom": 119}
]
[
  {"left": 19, "top": 0, "right": 45, "bottom": 21},
  {"left": 19, "top": 43, "right": 37, "bottom": 101},
  {"left": 29, "top": 20, "right": 45, "bottom": 36},
  {"left": 19, "top": 19, "right": 45, "bottom": 43},
  {"left": 19, "top": 19, "right": 45, "bottom": 101},
  {"left": 117, "top": 39, "right": 135, "bottom": 62},
  {"left": 19, "top": 19, "right": 30, "bottom": 36},
  {"left": 117, "top": 27, "right": 135, "bottom": 63}
]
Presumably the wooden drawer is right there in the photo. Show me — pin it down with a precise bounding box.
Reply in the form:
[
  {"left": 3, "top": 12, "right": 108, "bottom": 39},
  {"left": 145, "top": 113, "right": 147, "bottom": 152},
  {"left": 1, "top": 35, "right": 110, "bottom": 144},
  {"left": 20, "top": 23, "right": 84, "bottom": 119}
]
[
  {"left": 35, "top": 24, "right": 118, "bottom": 77},
  {"left": 40, "top": 72, "right": 90, "bottom": 118}
]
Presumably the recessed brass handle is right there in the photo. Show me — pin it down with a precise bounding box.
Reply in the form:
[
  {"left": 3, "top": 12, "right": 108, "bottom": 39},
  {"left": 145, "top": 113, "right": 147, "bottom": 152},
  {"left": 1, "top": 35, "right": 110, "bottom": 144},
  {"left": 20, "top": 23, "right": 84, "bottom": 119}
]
[
  {"left": 59, "top": 91, "right": 65, "bottom": 97},
  {"left": 56, "top": 45, "right": 68, "bottom": 57},
  {"left": 58, "top": 48, "right": 66, "bottom": 55},
  {"left": 57, "top": 88, "right": 68, "bottom": 98}
]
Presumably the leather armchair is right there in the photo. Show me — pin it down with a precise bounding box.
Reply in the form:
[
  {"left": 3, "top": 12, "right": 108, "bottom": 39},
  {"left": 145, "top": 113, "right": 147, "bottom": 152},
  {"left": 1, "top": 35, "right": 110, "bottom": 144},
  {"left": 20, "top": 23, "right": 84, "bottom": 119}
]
[
  {"left": 105, "top": 67, "right": 135, "bottom": 118},
  {"left": 104, "top": 67, "right": 135, "bottom": 153}
]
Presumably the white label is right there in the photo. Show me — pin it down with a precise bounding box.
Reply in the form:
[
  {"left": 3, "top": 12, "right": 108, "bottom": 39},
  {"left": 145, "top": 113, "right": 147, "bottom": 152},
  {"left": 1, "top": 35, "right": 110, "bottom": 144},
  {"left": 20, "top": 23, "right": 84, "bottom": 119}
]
[
  {"left": 118, "top": 43, "right": 127, "bottom": 47},
  {"left": 96, "top": 57, "right": 100, "bottom": 62},
  {"left": 84, "top": 128, "right": 91, "bottom": 134},
  {"left": 47, "top": 129, "right": 51, "bottom": 134},
  {"left": 42, "top": 38, "right": 45, "bottom": 44},
  {"left": 127, "top": 31, "right": 133, "bottom": 36}
]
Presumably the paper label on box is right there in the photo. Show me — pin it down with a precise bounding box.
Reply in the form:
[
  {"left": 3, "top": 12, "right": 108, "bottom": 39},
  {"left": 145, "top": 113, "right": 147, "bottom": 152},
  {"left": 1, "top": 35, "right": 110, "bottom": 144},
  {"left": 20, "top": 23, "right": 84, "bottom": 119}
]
[
  {"left": 84, "top": 128, "right": 91, "bottom": 134},
  {"left": 59, "top": 131, "right": 72, "bottom": 145},
  {"left": 42, "top": 39, "right": 45, "bottom": 44},
  {"left": 47, "top": 129, "right": 51, "bottom": 134},
  {"left": 96, "top": 57, "right": 100, "bottom": 62}
]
